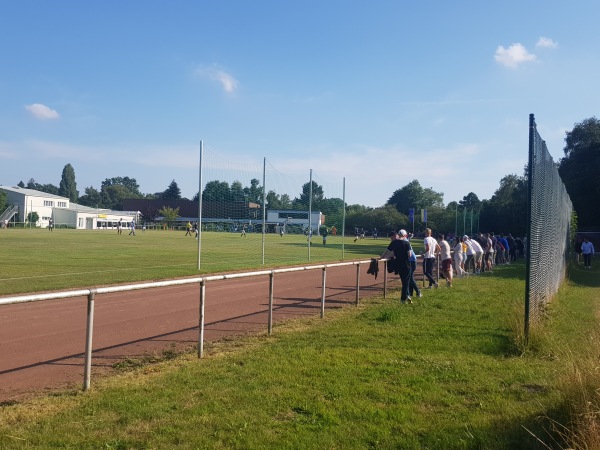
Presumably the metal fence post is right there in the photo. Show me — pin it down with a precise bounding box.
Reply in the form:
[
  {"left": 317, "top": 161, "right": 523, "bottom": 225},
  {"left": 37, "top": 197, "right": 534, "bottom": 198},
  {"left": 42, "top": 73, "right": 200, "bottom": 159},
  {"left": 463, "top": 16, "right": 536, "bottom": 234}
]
[
  {"left": 383, "top": 260, "right": 387, "bottom": 299},
  {"left": 198, "top": 280, "right": 205, "bottom": 358},
  {"left": 83, "top": 289, "right": 96, "bottom": 392},
  {"left": 355, "top": 263, "right": 360, "bottom": 306},
  {"left": 268, "top": 271, "right": 274, "bottom": 335},
  {"left": 320, "top": 266, "right": 326, "bottom": 318}
]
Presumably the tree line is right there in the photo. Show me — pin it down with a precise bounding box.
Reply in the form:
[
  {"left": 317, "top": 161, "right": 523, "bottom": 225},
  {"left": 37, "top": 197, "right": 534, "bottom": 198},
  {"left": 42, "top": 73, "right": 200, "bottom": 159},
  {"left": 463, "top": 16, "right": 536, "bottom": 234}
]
[{"left": 2, "top": 117, "right": 597, "bottom": 233}]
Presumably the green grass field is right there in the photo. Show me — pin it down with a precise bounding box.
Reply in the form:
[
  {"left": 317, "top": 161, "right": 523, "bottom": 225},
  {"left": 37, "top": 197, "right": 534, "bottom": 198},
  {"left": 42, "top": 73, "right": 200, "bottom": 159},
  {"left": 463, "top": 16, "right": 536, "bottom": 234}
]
[
  {"left": 1, "top": 262, "right": 599, "bottom": 448},
  {"left": 0, "top": 229, "right": 401, "bottom": 296}
]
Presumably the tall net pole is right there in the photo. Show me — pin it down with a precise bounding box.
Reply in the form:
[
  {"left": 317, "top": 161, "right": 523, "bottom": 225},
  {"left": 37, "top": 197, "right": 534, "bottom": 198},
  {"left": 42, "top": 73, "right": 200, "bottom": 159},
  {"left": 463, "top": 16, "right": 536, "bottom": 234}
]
[
  {"left": 262, "top": 157, "right": 266, "bottom": 265},
  {"left": 342, "top": 177, "right": 346, "bottom": 259},
  {"left": 197, "top": 140, "right": 203, "bottom": 270},
  {"left": 308, "top": 169, "right": 313, "bottom": 261}
]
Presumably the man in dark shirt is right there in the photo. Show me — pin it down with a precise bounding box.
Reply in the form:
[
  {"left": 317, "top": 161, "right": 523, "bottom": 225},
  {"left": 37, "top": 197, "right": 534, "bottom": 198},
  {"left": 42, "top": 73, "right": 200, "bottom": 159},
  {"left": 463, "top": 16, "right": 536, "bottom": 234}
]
[{"left": 381, "top": 230, "right": 413, "bottom": 303}]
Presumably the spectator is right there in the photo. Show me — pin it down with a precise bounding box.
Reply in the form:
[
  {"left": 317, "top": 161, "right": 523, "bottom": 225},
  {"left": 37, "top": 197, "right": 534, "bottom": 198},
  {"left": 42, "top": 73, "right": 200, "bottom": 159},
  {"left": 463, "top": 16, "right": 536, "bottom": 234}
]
[
  {"left": 582, "top": 238, "right": 595, "bottom": 269},
  {"left": 422, "top": 228, "right": 440, "bottom": 289},
  {"left": 453, "top": 236, "right": 466, "bottom": 278},
  {"left": 438, "top": 234, "right": 453, "bottom": 287},
  {"left": 381, "top": 230, "right": 413, "bottom": 303},
  {"left": 463, "top": 235, "right": 475, "bottom": 274},
  {"left": 403, "top": 230, "right": 422, "bottom": 299}
]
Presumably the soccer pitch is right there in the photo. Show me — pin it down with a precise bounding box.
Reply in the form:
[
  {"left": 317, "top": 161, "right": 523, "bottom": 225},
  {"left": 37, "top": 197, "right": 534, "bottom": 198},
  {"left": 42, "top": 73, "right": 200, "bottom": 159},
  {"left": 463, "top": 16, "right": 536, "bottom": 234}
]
[{"left": 0, "top": 228, "right": 388, "bottom": 296}]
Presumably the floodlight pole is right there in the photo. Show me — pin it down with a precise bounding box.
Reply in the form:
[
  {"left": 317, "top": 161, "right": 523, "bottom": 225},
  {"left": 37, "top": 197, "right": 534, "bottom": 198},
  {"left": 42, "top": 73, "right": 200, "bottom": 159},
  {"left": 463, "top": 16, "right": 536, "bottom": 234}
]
[{"left": 197, "top": 140, "right": 203, "bottom": 270}]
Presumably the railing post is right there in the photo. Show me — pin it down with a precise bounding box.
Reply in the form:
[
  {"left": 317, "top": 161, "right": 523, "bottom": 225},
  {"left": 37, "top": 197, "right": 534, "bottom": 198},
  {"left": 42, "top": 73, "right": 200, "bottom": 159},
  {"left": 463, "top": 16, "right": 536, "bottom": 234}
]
[
  {"left": 320, "top": 266, "right": 327, "bottom": 318},
  {"left": 83, "top": 289, "right": 96, "bottom": 392},
  {"left": 198, "top": 280, "right": 205, "bottom": 358},
  {"left": 268, "top": 271, "right": 274, "bottom": 335},
  {"left": 355, "top": 263, "right": 360, "bottom": 306},
  {"left": 383, "top": 260, "right": 387, "bottom": 300}
]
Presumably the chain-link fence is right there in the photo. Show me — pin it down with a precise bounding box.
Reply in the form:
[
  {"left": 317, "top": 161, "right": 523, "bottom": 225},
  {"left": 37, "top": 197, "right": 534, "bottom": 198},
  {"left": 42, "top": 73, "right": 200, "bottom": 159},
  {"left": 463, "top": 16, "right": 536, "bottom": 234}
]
[{"left": 525, "top": 114, "right": 573, "bottom": 336}]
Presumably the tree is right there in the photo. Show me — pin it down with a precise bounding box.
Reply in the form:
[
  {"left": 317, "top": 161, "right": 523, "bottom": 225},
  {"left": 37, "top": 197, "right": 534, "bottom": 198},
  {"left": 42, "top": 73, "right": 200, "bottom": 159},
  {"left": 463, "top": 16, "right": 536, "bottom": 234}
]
[
  {"left": 101, "top": 184, "right": 137, "bottom": 210},
  {"left": 159, "top": 206, "right": 180, "bottom": 227},
  {"left": 459, "top": 192, "right": 481, "bottom": 212},
  {"left": 202, "top": 180, "right": 231, "bottom": 201},
  {"left": 293, "top": 181, "right": 324, "bottom": 209},
  {"left": 78, "top": 186, "right": 102, "bottom": 207},
  {"left": 243, "top": 178, "right": 264, "bottom": 204},
  {"left": 319, "top": 197, "right": 345, "bottom": 228},
  {"left": 162, "top": 180, "right": 182, "bottom": 200},
  {"left": 265, "top": 191, "right": 292, "bottom": 209},
  {"left": 479, "top": 174, "right": 527, "bottom": 236},
  {"left": 346, "top": 204, "right": 409, "bottom": 234},
  {"left": 98, "top": 177, "right": 142, "bottom": 209},
  {"left": 0, "top": 190, "right": 7, "bottom": 212},
  {"left": 101, "top": 177, "right": 142, "bottom": 197},
  {"left": 230, "top": 181, "right": 245, "bottom": 203},
  {"left": 27, "top": 211, "right": 39, "bottom": 225},
  {"left": 58, "top": 163, "right": 78, "bottom": 202},
  {"left": 559, "top": 117, "right": 600, "bottom": 228},
  {"left": 387, "top": 180, "right": 444, "bottom": 216},
  {"left": 26, "top": 178, "right": 59, "bottom": 195}
]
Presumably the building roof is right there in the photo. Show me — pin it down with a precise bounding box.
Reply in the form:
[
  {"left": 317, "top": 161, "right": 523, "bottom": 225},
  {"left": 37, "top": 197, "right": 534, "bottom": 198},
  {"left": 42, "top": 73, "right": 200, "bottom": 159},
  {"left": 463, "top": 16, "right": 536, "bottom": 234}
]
[
  {"left": 0, "top": 185, "right": 69, "bottom": 201},
  {"left": 0, "top": 186, "right": 138, "bottom": 217}
]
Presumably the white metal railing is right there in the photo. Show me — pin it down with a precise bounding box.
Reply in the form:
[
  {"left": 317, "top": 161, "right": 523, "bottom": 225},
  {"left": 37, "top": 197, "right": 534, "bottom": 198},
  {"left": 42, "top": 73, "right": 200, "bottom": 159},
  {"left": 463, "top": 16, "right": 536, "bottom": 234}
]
[{"left": 1, "top": 258, "right": 404, "bottom": 393}]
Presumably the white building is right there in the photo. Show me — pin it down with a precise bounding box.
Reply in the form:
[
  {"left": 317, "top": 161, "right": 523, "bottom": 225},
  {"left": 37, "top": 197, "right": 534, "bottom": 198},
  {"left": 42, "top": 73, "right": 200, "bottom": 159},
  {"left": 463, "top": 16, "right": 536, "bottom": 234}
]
[
  {"left": 265, "top": 209, "right": 324, "bottom": 233},
  {"left": 0, "top": 185, "right": 138, "bottom": 230}
]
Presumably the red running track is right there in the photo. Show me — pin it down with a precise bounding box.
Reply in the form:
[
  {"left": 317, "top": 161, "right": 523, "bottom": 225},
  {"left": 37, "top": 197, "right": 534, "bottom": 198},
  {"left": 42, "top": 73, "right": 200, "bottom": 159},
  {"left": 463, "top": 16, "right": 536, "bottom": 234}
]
[{"left": 0, "top": 264, "right": 402, "bottom": 403}]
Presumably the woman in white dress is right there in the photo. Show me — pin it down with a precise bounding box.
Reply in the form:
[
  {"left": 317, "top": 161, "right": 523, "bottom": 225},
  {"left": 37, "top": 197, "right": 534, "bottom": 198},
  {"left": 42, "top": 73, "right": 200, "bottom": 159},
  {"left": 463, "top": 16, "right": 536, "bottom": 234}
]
[{"left": 454, "top": 237, "right": 466, "bottom": 278}]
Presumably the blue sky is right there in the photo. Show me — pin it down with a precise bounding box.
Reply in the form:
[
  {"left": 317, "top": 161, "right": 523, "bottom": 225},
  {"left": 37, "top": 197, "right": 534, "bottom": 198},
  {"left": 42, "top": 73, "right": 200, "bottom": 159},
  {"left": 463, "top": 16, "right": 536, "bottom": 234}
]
[{"left": 1, "top": 1, "right": 598, "bottom": 208}]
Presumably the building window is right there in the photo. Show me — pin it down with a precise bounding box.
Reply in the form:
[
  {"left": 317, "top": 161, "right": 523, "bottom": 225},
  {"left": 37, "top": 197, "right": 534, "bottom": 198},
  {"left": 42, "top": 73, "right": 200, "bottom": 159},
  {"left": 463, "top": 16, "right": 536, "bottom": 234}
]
[
  {"left": 278, "top": 212, "right": 308, "bottom": 220},
  {"left": 58, "top": 201, "right": 67, "bottom": 208},
  {"left": 44, "top": 200, "right": 54, "bottom": 207},
  {"left": 78, "top": 218, "right": 84, "bottom": 227}
]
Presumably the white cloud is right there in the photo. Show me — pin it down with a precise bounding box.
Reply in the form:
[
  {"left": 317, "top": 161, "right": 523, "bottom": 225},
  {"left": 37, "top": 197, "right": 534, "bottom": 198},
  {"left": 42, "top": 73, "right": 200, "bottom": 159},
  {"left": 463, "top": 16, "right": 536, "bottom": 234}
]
[
  {"left": 494, "top": 43, "right": 537, "bottom": 68},
  {"left": 536, "top": 37, "right": 558, "bottom": 48},
  {"left": 194, "top": 64, "right": 239, "bottom": 93},
  {"left": 25, "top": 103, "right": 60, "bottom": 120}
]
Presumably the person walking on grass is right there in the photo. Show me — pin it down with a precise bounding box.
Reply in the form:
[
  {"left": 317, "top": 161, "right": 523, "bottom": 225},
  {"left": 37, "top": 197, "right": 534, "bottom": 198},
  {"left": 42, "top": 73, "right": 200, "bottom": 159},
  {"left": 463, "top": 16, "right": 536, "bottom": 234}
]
[
  {"left": 402, "top": 230, "right": 422, "bottom": 299},
  {"left": 582, "top": 238, "right": 595, "bottom": 269},
  {"left": 422, "top": 228, "right": 440, "bottom": 289},
  {"left": 438, "top": 234, "right": 453, "bottom": 287},
  {"left": 129, "top": 219, "right": 136, "bottom": 236},
  {"left": 381, "top": 230, "right": 413, "bottom": 304},
  {"left": 453, "top": 236, "right": 466, "bottom": 278}
]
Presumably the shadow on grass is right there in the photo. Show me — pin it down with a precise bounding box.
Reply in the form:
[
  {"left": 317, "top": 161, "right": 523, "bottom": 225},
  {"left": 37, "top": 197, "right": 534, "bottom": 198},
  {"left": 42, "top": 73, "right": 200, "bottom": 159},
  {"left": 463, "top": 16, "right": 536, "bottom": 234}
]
[
  {"left": 487, "top": 260, "right": 527, "bottom": 280},
  {"left": 461, "top": 407, "right": 568, "bottom": 450},
  {"left": 568, "top": 260, "right": 600, "bottom": 287}
]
